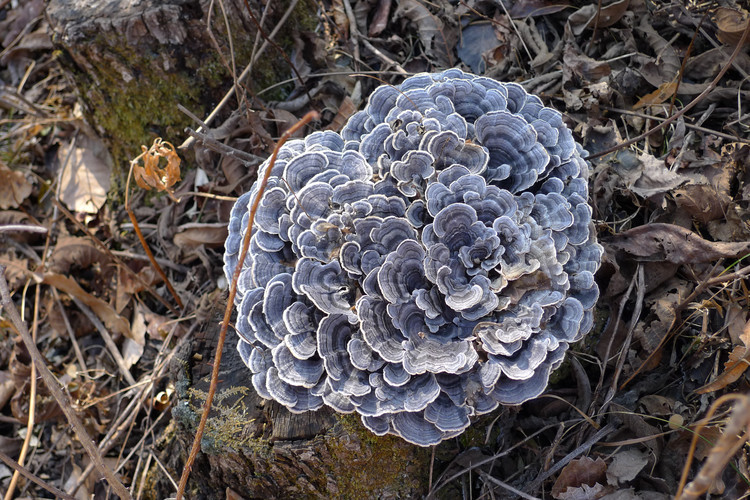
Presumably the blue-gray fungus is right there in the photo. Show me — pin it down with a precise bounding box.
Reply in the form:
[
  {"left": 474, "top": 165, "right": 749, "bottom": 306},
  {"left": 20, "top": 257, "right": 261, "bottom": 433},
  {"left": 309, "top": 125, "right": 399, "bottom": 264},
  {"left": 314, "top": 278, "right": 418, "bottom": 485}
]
[{"left": 224, "top": 69, "right": 602, "bottom": 446}]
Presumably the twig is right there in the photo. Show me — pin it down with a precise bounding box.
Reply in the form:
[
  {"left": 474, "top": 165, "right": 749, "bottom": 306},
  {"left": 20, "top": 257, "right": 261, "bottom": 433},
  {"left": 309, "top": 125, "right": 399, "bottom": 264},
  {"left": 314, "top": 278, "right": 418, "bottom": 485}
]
[
  {"left": 0, "top": 266, "right": 132, "bottom": 499},
  {"left": 676, "top": 394, "right": 750, "bottom": 500},
  {"left": 174, "top": 110, "right": 320, "bottom": 500},
  {"left": 523, "top": 423, "right": 617, "bottom": 494},
  {"left": 179, "top": 0, "right": 301, "bottom": 149},
  {"left": 480, "top": 472, "right": 541, "bottom": 500},
  {"left": 0, "top": 449, "right": 75, "bottom": 500},
  {"left": 586, "top": 19, "right": 750, "bottom": 161},
  {"left": 69, "top": 295, "right": 138, "bottom": 386},
  {"left": 53, "top": 198, "right": 179, "bottom": 315},
  {"left": 4, "top": 281, "right": 40, "bottom": 500},
  {"left": 125, "top": 151, "right": 184, "bottom": 311},
  {"left": 0, "top": 224, "right": 47, "bottom": 233},
  {"left": 342, "top": 0, "right": 362, "bottom": 70},
  {"left": 600, "top": 106, "right": 750, "bottom": 144},
  {"left": 361, "top": 38, "right": 408, "bottom": 75}
]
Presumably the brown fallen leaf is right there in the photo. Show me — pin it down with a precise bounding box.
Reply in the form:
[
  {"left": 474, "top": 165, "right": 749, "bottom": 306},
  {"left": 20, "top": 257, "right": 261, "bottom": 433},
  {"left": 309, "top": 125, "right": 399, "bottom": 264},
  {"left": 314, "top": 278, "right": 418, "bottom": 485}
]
[
  {"left": 606, "top": 448, "right": 648, "bottom": 486},
  {"left": 714, "top": 7, "right": 750, "bottom": 47},
  {"left": 0, "top": 160, "right": 33, "bottom": 209},
  {"left": 551, "top": 456, "right": 608, "bottom": 498},
  {"left": 568, "top": 0, "right": 630, "bottom": 36},
  {"left": 605, "top": 223, "right": 750, "bottom": 264},
  {"left": 633, "top": 81, "right": 678, "bottom": 109},
  {"left": 173, "top": 222, "right": 228, "bottom": 249},
  {"left": 673, "top": 184, "right": 730, "bottom": 225},
  {"left": 369, "top": 0, "right": 391, "bottom": 37},
  {"left": 325, "top": 96, "right": 357, "bottom": 132},
  {"left": 57, "top": 134, "right": 112, "bottom": 214},
  {"left": 696, "top": 316, "right": 750, "bottom": 394},
  {"left": 394, "top": 0, "right": 454, "bottom": 67},
  {"left": 508, "top": 0, "right": 571, "bottom": 18},
  {"left": 131, "top": 138, "right": 181, "bottom": 201},
  {"left": 43, "top": 273, "right": 130, "bottom": 339}
]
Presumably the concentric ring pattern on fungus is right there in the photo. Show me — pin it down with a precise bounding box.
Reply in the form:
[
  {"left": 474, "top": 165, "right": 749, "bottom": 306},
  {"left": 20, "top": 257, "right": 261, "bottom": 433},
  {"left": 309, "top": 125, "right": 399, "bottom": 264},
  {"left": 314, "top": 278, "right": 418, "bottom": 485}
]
[{"left": 224, "top": 69, "right": 602, "bottom": 446}]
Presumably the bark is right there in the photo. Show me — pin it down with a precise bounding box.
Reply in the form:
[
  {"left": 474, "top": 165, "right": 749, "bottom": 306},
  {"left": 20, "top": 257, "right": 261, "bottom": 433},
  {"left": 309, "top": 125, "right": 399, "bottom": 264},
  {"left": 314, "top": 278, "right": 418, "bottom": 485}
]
[
  {"left": 46, "top": 0, "right": 309, "bottom": 180},
  {"left": 158, "top": 304, "right": 429, "bottom": 499}
]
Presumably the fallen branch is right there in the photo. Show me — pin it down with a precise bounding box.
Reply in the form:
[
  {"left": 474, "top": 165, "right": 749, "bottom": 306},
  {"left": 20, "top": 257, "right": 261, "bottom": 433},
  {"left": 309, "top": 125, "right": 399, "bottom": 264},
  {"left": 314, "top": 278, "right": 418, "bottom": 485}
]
[
  {"left": 174, "top": 110, "right": 320, "bottom": 500},
  {"left": 0, "top": 266, "right": 132, "bottom": 499}
]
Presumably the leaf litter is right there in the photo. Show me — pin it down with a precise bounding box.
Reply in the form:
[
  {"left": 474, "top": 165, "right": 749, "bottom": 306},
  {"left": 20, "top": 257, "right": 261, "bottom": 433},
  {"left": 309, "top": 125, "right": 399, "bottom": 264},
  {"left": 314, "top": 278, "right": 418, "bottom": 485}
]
[{"left": 1, "top": 0, "right": 750, "bottom": 498}]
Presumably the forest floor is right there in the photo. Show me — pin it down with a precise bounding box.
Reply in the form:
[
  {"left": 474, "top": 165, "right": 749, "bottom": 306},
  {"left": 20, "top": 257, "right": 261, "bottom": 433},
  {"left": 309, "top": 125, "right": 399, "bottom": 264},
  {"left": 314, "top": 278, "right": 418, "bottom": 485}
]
[{"left": 1, "top": 0, "right": 750, "bottom": 498}]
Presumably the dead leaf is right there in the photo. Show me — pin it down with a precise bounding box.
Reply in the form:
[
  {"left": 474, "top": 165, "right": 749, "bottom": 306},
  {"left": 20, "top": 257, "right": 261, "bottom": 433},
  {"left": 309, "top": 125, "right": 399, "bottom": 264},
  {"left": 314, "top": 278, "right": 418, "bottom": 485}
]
[
  {"left": 714, "top": 7, "right": 750, "bottom": 47},
  {"left": 369, "top": 0, "right": 392, "bottom": 37},
  {"left": 394, "top": 0, "right": 454, "bottom": 67},
  {"left": 48, "top": 236, "right": 111, "bottom": 275},
  {"left": 123, "top": 307, "right": 147, "bottom": 369},
  {"left": 568, "top": 0, "right": 630, "bottom": 36},
  {"left": 606, "top": 449, "right": 648, "bottom": 485},
  {"left": 132, "top": 138, "right": 181, "bottom": 201},
  {"left": 325, "top": 96, "right": 356, "bottom": 132},
  {"left": 457, "top": 22, "right": 502, "bottom": 74},
  {"left": 42, "top": 273, "right": 130, "bottom": 339},
  {"left": 634, "top": 279, "right": 691, "bottom": 356},
  {"left": 0, "top": 371, "right": 15, "bottom": 412},
  {"left": 638, "top": 394, "right": 674, "bottom": 416},
  {"left": 564, "top": 43, "right": 611, "bottom": 81},
  {"left": 696, "top": 318, "right": 750, "bottom": 394},
  {"left": 58, "top": 134, "right": 112, "bottom": 214},
  {"left": 509, "top": 0, "right": 571, "bottom": 18},
  {"left": 0, "top": 160, "right": 32, "bottom": 209},
  {"left": 173, "top": 222, "right": 228, "bottom": 249},
  {"left": 605, "top": 224, "right": 750, "bottom": 264},
  {"left": 633, "top": 82, "right": 678, "bottom": 109},
  {"left": 673, "top": 184, "right": 730, "bottom": 224},
  {"left": 552, "top": 456, "right": 608, "bottom": 498}
]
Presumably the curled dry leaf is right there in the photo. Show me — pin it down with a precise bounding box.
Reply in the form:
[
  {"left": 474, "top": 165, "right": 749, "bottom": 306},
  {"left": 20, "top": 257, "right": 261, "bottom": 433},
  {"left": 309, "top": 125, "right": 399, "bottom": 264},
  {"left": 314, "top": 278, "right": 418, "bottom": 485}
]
[
  {"left": 369, "top": 0, "right": 391, "bottom": 37},
  {"left": 0, "top": 160, "right": 33, "bottom": 209},
  {"left": 568, "top": 0, "right": 630, "bottom": 36},
  {"left": 58, "top": 134, "right": 112, "bottom": 214},
  {"left": 606, "top": 449, "right": 648, "bottom": 486},
  {"left": 394, "top": 0, "right": 454, "bottom": 67},
  {"left": 551, "top": 456, "right": 608, "bottom": 498},
  {"left": 508, "top": 0, "right": 571, "bottom": 19},
  {"left": 325, "top": 96, "right": 356, "bottom": 132},
  {"left": 173, "top": 222, "right": 228, "bottom": 249},
  {"left": 0, "top": 371, "right": 15, "bottom": 412},
  {"left": 696, "top": 316, "right": 750, "bottom": 394},
  {"left": 714, "top": 7, "right": 750, "bottom": 47},
  {"left": 633, "top": 81, "right": 678, "bottom": 110},
  {"left": 132, "top": 138, "right": 181, "bottom": 201},
  {"left": 605, "top": 223, "right": 750, "bottom": 264},
  {"left": 42, "top": 273, "right": 130, "bottom": 339}
]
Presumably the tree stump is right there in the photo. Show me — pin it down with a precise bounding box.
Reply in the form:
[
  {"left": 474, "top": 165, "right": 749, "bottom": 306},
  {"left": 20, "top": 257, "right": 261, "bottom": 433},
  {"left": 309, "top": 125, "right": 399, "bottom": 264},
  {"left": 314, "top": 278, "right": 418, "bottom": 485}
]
[
  {"left": 46, "top": 0, "right": 314, "bottom": 179},
  {"left": 160, "top": 304, "right": 430, "bottom": 499}
]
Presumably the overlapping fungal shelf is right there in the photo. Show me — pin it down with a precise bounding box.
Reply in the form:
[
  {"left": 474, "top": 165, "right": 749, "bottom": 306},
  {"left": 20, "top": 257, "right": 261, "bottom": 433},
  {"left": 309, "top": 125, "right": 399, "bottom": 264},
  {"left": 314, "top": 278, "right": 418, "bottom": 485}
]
[{"left": 224, "top": 69, "right": 602, "bottom": 446}]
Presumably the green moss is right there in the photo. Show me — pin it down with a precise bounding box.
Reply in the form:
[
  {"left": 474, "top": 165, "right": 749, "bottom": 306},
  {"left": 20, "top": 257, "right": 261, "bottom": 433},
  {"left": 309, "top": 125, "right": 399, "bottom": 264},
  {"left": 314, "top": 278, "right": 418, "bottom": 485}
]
[
  {"left": 61, "top": 0, "right": 319, "bottom": 202},
  {"left": 323, "top": 414, "right": 430, "bottom": 499},
  {"left": 183, "top": 386, "right": 272, "bottom": 455}
]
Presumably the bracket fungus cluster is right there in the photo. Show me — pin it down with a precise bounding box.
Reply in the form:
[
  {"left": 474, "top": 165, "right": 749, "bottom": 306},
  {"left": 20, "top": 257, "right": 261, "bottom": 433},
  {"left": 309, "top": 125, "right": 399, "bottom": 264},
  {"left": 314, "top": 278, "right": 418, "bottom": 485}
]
[{"left": 224, "top": 69, "right": 602, "bottom": 446}]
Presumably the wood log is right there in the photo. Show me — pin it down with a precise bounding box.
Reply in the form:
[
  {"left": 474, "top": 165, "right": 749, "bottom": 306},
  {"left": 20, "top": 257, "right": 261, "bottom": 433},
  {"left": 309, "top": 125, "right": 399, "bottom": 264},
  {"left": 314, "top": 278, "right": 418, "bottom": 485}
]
[
  {"left": 46, "top": 0, "right": 314, "bottom": 178},
  {"left": 155, "top": 304, "right": 430, "bottom": 499}
]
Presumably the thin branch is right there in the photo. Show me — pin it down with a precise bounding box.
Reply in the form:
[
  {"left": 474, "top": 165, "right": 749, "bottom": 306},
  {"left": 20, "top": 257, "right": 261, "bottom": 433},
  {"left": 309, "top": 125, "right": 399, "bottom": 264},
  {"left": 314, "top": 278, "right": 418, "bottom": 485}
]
[
  {"left": 586, "top": 19, "right": 750, "bottom": 160},
  {"left": 174, "top": 110, "right": 320, "bottom": 500},
  {"left": 0, "top": 266, "right": 132, "bottom": 500},
  {"left": 0, "top": 449, "right": 75, "bottom": 500}
]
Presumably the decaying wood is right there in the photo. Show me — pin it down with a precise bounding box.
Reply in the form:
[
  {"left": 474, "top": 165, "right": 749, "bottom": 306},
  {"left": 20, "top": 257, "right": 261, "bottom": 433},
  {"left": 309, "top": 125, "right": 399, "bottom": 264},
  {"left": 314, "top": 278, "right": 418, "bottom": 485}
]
[
  {"left": 46, "top": 0, "right": 307, "bottom": 173},
  {"left": 156, "top": 304, "right": 429, "bottom": 499}
]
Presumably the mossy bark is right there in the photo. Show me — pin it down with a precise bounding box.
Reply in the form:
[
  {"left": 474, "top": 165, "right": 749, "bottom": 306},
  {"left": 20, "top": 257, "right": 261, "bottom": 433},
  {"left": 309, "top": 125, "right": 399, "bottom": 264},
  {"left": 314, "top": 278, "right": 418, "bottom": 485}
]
[
  {"left": 159, "top": 302, "right": 430, "bottom": 499},
  {"left": 46, "top": 0, "right": 314, "bottom": 195}
]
